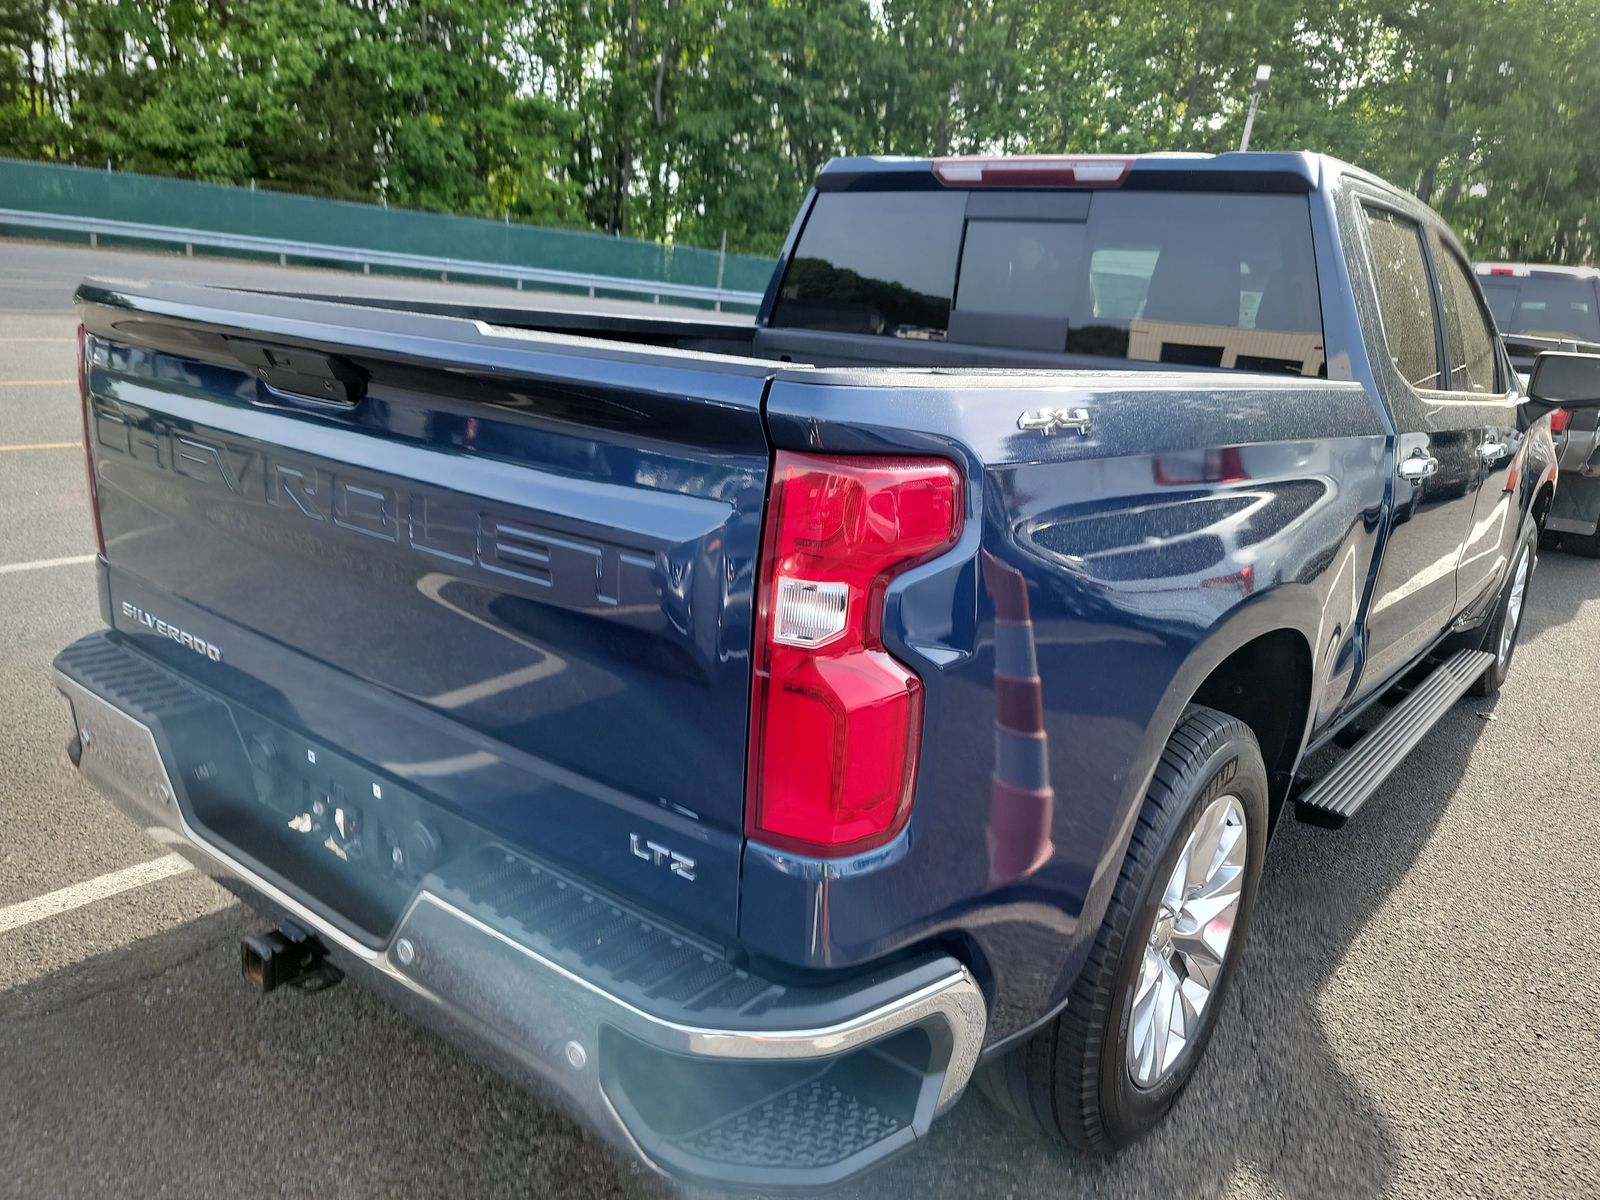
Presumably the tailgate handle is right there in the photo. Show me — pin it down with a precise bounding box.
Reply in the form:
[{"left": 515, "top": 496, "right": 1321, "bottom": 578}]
[{"left": 226, "top": 338, "right": 366, "bottom": 409}]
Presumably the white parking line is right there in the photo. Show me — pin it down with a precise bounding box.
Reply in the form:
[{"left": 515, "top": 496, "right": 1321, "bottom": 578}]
[
  {"left": 0, "top": 553, "right": 96, "bottom": 575},
  {"left": 0, "top": 854, "right": 193, "bottom": 936}
]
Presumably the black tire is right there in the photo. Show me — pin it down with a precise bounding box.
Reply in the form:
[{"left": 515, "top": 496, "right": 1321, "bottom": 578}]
[
  {"left": 1471, "top": 523, "right": 1537, "bottom": 696},
  {"left": 978, "top": 706, "right": 1268, "bottom": 1153}
]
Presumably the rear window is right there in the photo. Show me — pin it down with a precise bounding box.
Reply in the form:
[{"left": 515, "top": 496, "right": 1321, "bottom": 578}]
[
  {"left": 1479, "top": 272, "right": 1600, "bottom": 341},
  {"left": 770, "top": 191, "right": 964, "bottom": 339},
  {"left": 771, "top": 188, "right": 1325, "bottom": 375}
]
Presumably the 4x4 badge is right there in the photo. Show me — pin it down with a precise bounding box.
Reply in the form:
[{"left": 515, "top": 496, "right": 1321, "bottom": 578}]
[{"left": 1018, "top": 406, "right": 1093, "bottom": 436}]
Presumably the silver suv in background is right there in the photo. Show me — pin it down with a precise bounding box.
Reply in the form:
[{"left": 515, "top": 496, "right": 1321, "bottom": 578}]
[{"left": 1478, "top": 263, "right": 1600, "bottom": 554}]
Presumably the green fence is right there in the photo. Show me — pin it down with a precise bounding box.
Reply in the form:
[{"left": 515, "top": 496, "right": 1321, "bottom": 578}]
[{"left": 0, "top": 157, "right": 776, "bottom": 299}]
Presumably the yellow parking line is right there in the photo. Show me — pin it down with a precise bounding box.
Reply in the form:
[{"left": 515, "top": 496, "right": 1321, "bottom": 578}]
[
  {"left": 0, "top": 378, "right": 75, "bottom": 386},
  {"left": 0, "top": 441, "right": 81, "bottom": 452}
]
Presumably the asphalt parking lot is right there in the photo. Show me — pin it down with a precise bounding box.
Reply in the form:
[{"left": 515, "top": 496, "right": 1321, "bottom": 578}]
[{"left": 2, "top": 240, "right": 1598, "bottom": 1200}]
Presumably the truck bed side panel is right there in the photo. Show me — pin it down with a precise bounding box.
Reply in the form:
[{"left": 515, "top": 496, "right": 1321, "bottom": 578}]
[{"left": 750, "top": 370, "right": 1389, "bottom": 1040}]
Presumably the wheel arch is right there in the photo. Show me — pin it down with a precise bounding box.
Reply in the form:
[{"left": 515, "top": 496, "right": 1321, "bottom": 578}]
[
  {"left": 1108, "top": 598, "right": 1320, "bottom": 873},
  {"left": 1186, "top": 628, "right": 1314, "bottom": 819},
  {"left": 976, "top": 604, "right": 1319, "bottom": 1059},
  {"left": 1531, "top": 478, "right": 1555, "bottom": 532}
]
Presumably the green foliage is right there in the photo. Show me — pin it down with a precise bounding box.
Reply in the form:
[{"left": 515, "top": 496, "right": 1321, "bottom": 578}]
[{"left": 2, "top": 0, "right": 1598, "bottom": 261}]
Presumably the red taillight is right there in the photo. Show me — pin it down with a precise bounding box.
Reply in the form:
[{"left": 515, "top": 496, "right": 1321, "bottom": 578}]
[
  {"left": 1550, "top": 406, "right": 1570, "bottom": 434},
  {"left": 747, "top": 452, "right": 964, "bottom": 856},
  {"left": 77, "top": 324, "right": 106, "bottom": 557},
  {"left": 932, "top": 155, "right": 1133, "bottom": 188}
]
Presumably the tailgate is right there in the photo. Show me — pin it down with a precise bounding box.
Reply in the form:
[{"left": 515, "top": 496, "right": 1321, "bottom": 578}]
[{"left": 77, "top": 283, "right": 771, "bottom": 941}]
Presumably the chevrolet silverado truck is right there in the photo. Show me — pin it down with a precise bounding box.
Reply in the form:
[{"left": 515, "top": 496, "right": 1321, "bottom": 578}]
[
  {"left": 1476, "top": 262, "right": 1600, "bottom": 554},
  {"left": 56, "top": 152, "right": 1594, "bottom": 1190}
]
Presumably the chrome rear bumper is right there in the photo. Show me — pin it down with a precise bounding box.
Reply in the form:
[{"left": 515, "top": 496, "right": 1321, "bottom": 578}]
[{"left": 55, "top": 633, "right": 985, "bottom": 1190}]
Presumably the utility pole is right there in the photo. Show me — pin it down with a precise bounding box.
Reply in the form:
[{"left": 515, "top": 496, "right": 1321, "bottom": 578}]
[
  {"left": 1239, "top": 64, "right": 1272, "bottom": 152},
  {"left": 715, "top": 229, "right": 727, "bottom": 313}
]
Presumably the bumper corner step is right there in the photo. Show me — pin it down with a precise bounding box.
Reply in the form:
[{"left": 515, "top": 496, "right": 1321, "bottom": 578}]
[{"left": 1295, "top": 649, "right": 1494, "bottom": 829}]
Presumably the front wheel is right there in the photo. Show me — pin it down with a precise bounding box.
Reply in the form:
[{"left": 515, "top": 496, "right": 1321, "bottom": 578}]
[
  {"left": 1471, "top": 525, "right": 1536, "bottom": 697},
  {"left": 978, "top": 706, "right": 1268, "bottom": 1152}
]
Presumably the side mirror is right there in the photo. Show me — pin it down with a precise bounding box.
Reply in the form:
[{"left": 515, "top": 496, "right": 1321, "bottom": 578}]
[{"left": 1526, "top": 351, "right": 1600, "bottom": 410}]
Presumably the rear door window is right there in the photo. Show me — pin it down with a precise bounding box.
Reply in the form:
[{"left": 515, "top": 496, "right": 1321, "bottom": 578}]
[
  {"left": 771, "top": 188, "right": 1325, "bottom": 375},
  {"left": 1362, "top": 207, "right": 1443, "bottom": 389},
  {"left": 1433, "top": 242, "right": 1500, "bottom": 393}
]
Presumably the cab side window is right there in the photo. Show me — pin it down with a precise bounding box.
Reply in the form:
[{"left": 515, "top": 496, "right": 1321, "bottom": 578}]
[
  {"left": 1433, "top": 242, "right": 1500, "bottom": 393},
  {"left": 1363, "top": 206, "right": 1442, "bottom": 389}
]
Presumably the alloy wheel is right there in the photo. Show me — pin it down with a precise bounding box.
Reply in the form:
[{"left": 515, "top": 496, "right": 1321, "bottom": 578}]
[{"left": 1125, "top": 794, "right": 1247, "bottom": 1089}]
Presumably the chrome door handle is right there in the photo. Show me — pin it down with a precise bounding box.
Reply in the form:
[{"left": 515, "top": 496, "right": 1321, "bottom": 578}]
[
  {"left": 1397, "top": 452, "right": 1439, "bottom": 482},
  {"left": 1477, "top": 441, "right": 1510, "bottom": 462}
]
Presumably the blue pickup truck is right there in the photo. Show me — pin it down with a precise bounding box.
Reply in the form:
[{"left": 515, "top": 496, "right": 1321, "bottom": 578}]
[{"left": 56, "top": 152, "right": 1593, "bottom": 1189}]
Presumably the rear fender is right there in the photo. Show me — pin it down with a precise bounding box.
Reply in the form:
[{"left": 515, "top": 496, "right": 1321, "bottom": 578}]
[
  {"left": 1140, "top": 585, "right": 1322, "bottom": 782},
  {"left": 1059, "top": 585, "right": 1320, "bottom": 944},
  {"left": 1520, "top": 419, "right": 1558, "bottom": 528}
]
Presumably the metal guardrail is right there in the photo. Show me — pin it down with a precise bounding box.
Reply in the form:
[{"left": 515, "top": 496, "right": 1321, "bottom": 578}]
[{"left": 0, "top": 207, "right": 767, "bottom": 310}]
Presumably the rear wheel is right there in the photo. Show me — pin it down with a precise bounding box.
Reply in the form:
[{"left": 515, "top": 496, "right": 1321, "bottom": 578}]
[
  {"left": 1471, "top": 525, "right": 1536, "bottom": 696},
  {"left": 978, "top": 706, "right": 1268, "bottom": 1152}
]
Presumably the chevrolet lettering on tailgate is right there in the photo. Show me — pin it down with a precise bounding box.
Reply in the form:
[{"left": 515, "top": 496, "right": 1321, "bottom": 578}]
[{"left": 91, "top": 404, "right": 659, "bottom": 612}]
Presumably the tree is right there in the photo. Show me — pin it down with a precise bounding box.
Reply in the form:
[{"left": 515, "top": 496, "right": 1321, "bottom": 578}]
[{"left": 2, "top": 0, "right": 1597, "bottom": 262}]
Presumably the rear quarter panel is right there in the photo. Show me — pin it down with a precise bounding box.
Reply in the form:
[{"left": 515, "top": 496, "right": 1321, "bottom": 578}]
[{"left": 747, "top": 370, "right": 1388, "bottom": 1041}]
